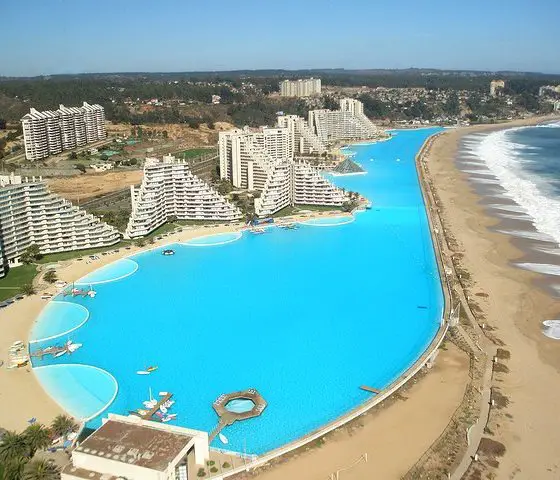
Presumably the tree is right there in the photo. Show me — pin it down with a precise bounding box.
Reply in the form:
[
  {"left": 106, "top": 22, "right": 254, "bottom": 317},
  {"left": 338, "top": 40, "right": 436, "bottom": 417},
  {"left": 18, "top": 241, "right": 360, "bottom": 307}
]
[
  {"left": 3, "top": 456, "right": 28, "bottom": 480},
  {"left": 43, "top": 270, "right": 57, "bottom": 284},
  {"left": 68, "top": 152, "right": 78, "bottom": 160},
  {"left": 50, "top": 415, "right": 78, "bottom": 439},
  {"left": 162, "top": 130, "right": 168, "bottom": 139},
  {"left": 99, "top": 154, "right": 108, "bottom": 161},
  {"left": 0, "top": 118, "right": 6, "bottom": 130},
  {"left": 23, "top": 459, "right": 60, "bottom": 480},
  {"left": 74, "top": 164, "right": 86, "bottom": 174},
  {"left": 0, "top": 431, "right": 30, "bottom": 464},
  {"left": 20, "top": 244, "right": 41, "bottom": 264},
  {"left": 22, "top": 424, "right": 51, "bottom": 458}
]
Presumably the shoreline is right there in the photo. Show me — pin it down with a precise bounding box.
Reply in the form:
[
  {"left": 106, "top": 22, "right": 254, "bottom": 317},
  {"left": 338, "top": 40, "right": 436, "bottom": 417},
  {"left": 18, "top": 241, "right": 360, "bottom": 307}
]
[{"left": 424, "top": 114, "right": 560, "bottom": 478}]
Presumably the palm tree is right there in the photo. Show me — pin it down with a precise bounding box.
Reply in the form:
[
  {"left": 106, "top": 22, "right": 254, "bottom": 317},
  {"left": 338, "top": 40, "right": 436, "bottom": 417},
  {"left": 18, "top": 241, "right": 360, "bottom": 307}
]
[
  {"left": 3, "top": 456, "right": 28, "bottom": 480},
  {"left": 23, "top": 424, "right": 51, "bottom": 457},
  {"left": 50, "top": 415, "right": 78, "bottom": 440},
  {"left": 22, "top": 459, "right": 60, "bottom": 480},
  {"left": 0, "top": 431, "right": 30, "bottom": 464},
  {"left": 19, "top": 284, "right": 36, "bottom": 296}
]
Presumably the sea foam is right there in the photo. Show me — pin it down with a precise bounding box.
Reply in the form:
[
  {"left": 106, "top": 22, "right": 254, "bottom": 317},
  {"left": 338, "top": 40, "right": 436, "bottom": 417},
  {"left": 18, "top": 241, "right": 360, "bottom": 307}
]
[{"left": 474, "top": 129, "right": 560, "bottom": 248}]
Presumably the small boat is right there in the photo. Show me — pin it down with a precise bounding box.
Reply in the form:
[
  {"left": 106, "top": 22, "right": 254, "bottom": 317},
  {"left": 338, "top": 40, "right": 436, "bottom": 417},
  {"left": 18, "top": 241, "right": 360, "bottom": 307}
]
[
  {"left": 143, "top": 400, "right": 157, "bottom": 408},
  {"left": 159, "top": 391, "right": 169, "bottom": 396},
  {"left": 162, "top": 399, "right": 175, "bottom": 408},
  {"left": 160, "top": 405, "right": 167, "bottom": 414},
  {"left": 365, "top": 203, "right": 372, "bottom": 210},
  {"left": 162, "top": 249, "right": 175, "bottom": 256},
  {"left": 67, "top": 343, "right": 82, "bottom": 353},
  {"left": 250, "top": 227, "right": 266, "bottom": 234},
  {"left": 54, "top": 350, "right": 66, "bottom": 358},
  {"left": 137, "top": 409, "right": 149, "bottom": 415},
  {"left": 161, "top": 414, "right": 177, "bottom": 423},
  {"left": 219, "top": 433, "right": 229, "bottom": 445},
  {"left": 137, "top": 371, "right": 150, "bottom": 375},
  {"left": 146, "top": 366, "right": 158, "bottom": 372}
]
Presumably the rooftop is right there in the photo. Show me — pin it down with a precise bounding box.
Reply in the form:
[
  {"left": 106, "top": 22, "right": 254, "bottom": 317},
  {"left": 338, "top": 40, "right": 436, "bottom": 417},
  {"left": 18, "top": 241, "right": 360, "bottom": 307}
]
[{"left": 74, "top": 419, "right": 193, "bottom": 471}]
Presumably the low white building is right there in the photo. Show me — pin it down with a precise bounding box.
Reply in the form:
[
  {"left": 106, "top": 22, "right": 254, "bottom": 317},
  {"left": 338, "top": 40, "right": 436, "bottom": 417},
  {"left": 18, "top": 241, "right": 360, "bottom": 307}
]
[
  {"left": 125, "top": 155, "right": 242, "bottom": 238},
  {"left": 0, "top": 174, "right": 120, "bottom": 273},
  {"left": 62, "top": 414, "right": 209, "bottom": 480}
]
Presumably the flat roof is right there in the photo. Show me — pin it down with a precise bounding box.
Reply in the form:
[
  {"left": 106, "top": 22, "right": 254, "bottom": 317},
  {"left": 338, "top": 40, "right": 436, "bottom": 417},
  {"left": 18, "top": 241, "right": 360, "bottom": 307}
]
[{"left": 74, "top": 420, "right": 193, "bottom": 471}]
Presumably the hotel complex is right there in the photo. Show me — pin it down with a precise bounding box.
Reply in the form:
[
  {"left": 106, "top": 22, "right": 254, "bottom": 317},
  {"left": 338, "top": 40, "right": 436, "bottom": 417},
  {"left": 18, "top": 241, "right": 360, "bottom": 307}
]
[
  {"left": 125, "top": 155, "right": 242, "bottom": 238},
  {"left": 21, "top": 102, "right": 107, "bottom": 161},
  {"left": 279, "top": 78, "right": 321, "bottom": 97},
  {"left": 307, "top": 98, "right": 380, "bottom": 144},
  {"left": 0, "top": 174, "right": 120, "bottom": 275}
]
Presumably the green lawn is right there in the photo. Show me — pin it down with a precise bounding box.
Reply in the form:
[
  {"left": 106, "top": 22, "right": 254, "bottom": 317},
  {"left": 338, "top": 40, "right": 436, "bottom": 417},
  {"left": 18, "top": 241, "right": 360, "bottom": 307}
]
[
  {"left": 37, "top": 242, "right": 131, "bottom": 265},
  {"left": 0, "top": 264, "right": 38, "bottom": 301},
  {"left": 177, "top": 147, "right": 215, "bottom": 159}
]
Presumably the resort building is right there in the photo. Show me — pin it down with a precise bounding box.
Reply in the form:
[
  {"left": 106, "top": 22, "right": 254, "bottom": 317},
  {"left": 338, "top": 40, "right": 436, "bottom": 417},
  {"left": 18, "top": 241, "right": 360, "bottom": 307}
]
[
  {"left": 254, "top": 160, "right": 347, "bottom": 217},
  {"left": 218, "top": 126, "right": 293, "bottom": 190},
  {"left": 125, "top": 155, "right": 242, "bottom": 238},
  {"left": 21, "top": 102, "right": 107, "bottom": 161},
  {"left": 0, "top": 174, "right": 120, "bottom": 272},
  {"left": 219, "top": 126, "right": 346, "bottom": 217},
  {"left": 279, "top": 78, "right": 322, "bottom": 97},
  {"left": 490, "top": 79, "right": 505, "bottom": 97},
  {"left": 62, "top": 414, "right": 209, "bottom": 480},
  {"left": 308, "top": 98, "right": 380, "bottom": 144},
  {"left": 276, "top": 114, "right": 327, "bottom": 154}
]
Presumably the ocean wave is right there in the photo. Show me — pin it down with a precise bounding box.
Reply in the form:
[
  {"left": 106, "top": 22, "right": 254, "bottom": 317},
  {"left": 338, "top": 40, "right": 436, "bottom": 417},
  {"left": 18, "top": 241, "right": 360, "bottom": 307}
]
[
  {"left": 497, "top": 229, "right": 555, "bottom": 242},
  {"left": 542, "top": 320, "right": 560, "bottom": 340},
  {"left": 475, "top": 129, "right": 560, "bottom": 247},
  {"left": 515, "top": 263, "right": 560, "bottom": 276},
  {"left": 487, "top": 203, "right": 528, "bottom": 214}
]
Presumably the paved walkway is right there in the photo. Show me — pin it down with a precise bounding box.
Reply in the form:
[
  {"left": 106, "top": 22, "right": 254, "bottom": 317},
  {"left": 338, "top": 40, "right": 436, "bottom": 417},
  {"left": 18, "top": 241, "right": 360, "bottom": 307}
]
[{"left": 418, "top": 135, "right": 498, "bottom": 479}]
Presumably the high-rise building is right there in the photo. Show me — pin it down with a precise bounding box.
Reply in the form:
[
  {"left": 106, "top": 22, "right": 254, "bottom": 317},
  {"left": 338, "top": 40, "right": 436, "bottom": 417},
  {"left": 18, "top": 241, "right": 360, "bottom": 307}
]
[
  {"left": 219, "top": 124, "right": 347, "bottom": 217},
  {"left": 308, "top": 98, "right": 379, "bottom": 144},
  {"left": 21, "top": 102, "right": 107, "bottom": 161},
  {"left": 218, "top": 127, "right": 293, "bottom": 190},
  {"left": 490, "top": 80, "right": 505, "bottom": 97},
  {"left": 279, "top": 78, "right": 322, "bottom": 97},
  {"left": 276, "top": 114, "right": 327, "bottom": 154},
  {"left": 125, "top": 156, "right": 242, "bottom": 238},
  {"left": 254, "top": 161, "right": 346, "bottom": 217},
  {"left": 0, "top": 174, "right": 120, "bottom": 274}
]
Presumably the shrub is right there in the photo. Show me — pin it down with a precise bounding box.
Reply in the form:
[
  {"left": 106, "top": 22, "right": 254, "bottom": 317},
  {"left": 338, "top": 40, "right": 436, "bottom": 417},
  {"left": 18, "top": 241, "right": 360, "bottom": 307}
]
[
  {"left": 222, "top": 462, "right": 231, "bottom": 469},
  {"left": 206, "top": 460, "right": 215, "bottom": 466},
  {"left": 43, "top": 270, "right": 58, "bottom": 284},
  {"left": 210, "top": 467, "right": 218, "bottom": 473},
  {"left": 197, "top": 467, "right": 206, "bottom": 477}
]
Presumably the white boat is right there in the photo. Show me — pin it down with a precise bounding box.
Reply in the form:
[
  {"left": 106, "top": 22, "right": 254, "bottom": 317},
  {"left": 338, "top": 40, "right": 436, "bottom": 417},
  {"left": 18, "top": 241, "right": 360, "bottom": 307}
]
[
  {"left": 163, "top": 400, "right": 175, "bottom": 408},
  {"left": 159, "top": 391, "right": 169, "bottom": 396},
  {"left": 54, "top": 350, "right": 66, "bottom": 358},
  {"left": 137, "top": 370, "right": 150, "bottom": 375},
  {"left": 143, "top": 400, "right": 157, "bottom": 408},
  {"left": 219, "top": 433, "right": 229, "bottom": 445},
  {"left": 67, "top": 343, "right": 82, "bottom": 353}
]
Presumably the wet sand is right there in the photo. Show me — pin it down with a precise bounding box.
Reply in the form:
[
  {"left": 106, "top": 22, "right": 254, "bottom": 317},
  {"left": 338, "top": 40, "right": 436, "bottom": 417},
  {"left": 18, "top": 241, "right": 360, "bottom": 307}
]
[{"left": 426, "top": 116, "right": 560, "bottom": 478}]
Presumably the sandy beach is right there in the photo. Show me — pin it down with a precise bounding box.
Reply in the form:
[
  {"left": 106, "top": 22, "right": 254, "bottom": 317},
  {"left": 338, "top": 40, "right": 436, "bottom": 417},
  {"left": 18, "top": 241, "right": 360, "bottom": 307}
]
[{"left": 425, "top": 116, "right": 560, "bottom": 478}]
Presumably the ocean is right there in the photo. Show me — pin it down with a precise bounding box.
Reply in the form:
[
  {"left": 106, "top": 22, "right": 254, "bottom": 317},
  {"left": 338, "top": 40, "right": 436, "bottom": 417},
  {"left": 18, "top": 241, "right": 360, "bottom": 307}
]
[{"left": 459, "top": 121, "right": 560, "bottom": 336}]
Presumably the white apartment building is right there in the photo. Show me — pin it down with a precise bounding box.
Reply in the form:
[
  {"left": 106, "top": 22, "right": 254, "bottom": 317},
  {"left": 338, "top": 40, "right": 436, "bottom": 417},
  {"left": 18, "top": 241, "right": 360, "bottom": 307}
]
[
  {"left": 125, "top": 156, "right": 241, "bottom": 238},
  {"left": 218, "top": 127, "right": 293, "bottom": 190},
  {"left": 277, "top": 114, "right": 327, "bottom": 154},
  {"left": 308, "top": 98, "right": 379, "bottom": 144},
  {"left": 21, "top": 102, "right": 107, "bottom": 161},
  {"left": 254, "top": 160, "right": 347, "bottom": 217},
  {"left": 279, "top": 78, "right": 322, "bottom": 97},
  {"left": 0, "top": 174, "right": 120, "bottom": 272}
]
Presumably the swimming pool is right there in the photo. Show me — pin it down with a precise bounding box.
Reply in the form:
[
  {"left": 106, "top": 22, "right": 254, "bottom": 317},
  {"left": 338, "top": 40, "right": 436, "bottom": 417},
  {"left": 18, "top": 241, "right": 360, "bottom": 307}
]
[{"left": 30, "top": 128, "right": 444, "bottom": 454}]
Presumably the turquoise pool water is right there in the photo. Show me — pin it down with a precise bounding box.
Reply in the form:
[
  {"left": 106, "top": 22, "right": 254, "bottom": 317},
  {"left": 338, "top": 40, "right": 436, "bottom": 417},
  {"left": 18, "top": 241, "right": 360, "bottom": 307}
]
[
  {"left": 76, "top": 258, "right": 138, "bottom": 285},
  {"left": 226, "top": 399, "right": 256, "bottom": 414},
  {"left": 30, "top": 128, "right": 444, "bottom": 454},
  {"left": 29, "top": 302, "right": 89, "bottom": 343}
]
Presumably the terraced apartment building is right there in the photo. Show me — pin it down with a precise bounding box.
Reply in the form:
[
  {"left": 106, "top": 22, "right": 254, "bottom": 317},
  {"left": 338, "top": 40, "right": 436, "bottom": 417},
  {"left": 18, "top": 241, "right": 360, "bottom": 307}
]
[
  {"left": 125, "top": 156, "right": 241, "bottom": 238},
  {"left": 21, "top": 102, "right": 106, "bottom": 161},
  {"left": 219, "top": 125, "right": 347, "bottom": 217},
  {"left": 0, "top": 174, "right": 120, "bottom": 275},
  {"left": 308, "top": 98, "right": 380, "bottom": 144}
]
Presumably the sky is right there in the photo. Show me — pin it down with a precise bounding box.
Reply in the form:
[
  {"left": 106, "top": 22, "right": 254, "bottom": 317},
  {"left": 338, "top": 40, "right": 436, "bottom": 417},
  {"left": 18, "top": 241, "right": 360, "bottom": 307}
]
[{"left": 3, "top": 0, "right": 560, "bottom": 77}]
